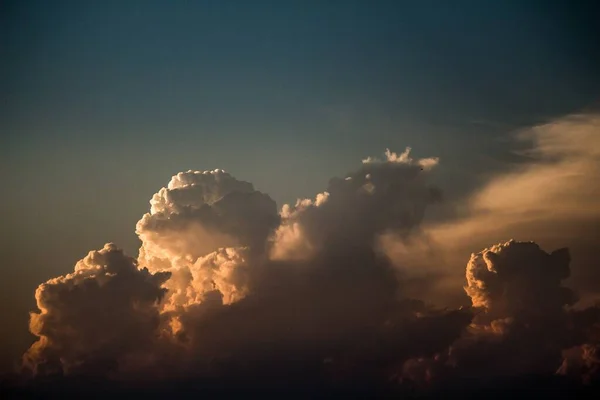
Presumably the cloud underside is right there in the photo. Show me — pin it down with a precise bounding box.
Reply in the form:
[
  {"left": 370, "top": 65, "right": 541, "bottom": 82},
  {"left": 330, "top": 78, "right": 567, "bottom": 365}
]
[{"left": 22, "top": 114, "right": 600, "bottom": 388}]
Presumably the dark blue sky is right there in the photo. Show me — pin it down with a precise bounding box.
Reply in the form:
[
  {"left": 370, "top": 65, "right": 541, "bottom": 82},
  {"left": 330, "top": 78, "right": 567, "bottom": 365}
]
[{"left": 0, "top": 0, "right": 599, "bottom": 371}]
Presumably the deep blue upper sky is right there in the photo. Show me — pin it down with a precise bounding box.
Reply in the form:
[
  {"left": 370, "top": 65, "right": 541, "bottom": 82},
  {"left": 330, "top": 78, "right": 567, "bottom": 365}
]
[{"left": 0, "top": 0, "right": 599, "bottom": 370}]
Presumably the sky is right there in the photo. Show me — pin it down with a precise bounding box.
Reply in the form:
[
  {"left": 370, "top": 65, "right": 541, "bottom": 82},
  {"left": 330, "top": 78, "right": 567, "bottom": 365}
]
[{"left": 1, "top": 0, "right": 600, "bottom": 394}]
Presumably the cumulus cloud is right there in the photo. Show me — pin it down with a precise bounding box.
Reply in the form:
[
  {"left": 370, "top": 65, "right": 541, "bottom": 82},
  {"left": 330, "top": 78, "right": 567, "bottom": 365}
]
[
  {"left": 22, "top": 244, "right": 170, "bottom": 378},
  {"left": 137, "top": 169, "right": 278, "bottom": 271},
  {"left": 465, "top": 240, "right": 574, "bottom": 318},
  {"left": 152, "top": 147, "right": 465, "bottom": 380},
  {"left": 400, "top": 240, "right": 600, "bottom": 386},
  {"left": 381, "top": 113, "right": 600, "bottom": 307},
  {"left": 135, "top": 169, "right": 279, "bottom": 319},
  {"left": 17, "top": 115, "right": 600, "bottom": 394},
  {"left": 458, "top": 241, "right": 576, "bottom": 375},
  {"left": 270, "top": 147, "right": 441, "bottom": 262},
  {"left": 21, "top": 147, "right": 472, "bottom": 386}
]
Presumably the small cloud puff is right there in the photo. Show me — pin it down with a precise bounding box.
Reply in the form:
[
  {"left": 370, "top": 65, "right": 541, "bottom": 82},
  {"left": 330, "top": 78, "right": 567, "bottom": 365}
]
[{"left": 362, "top": 147, "right": 439, "bottom": 170}]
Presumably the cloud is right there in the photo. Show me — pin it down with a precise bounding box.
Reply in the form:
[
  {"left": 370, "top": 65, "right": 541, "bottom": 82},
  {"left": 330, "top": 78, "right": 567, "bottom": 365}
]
[
  {"left": 557, "top": 305, "right": 600, "bottom": 384},
  {"left": 381, "top": 113, "right": 600, "bottom": 307},
  {"left": 17, "top": 115, "right": 600, "bottom": 393},
  {"left": 362, "top": 147, "right": 440, "bottom": 170},
  {"left": 21, "top": 147, "right": 472, "bottom": 385},
  {"left": 465, "top": 240, "right": 574, "bottom": 318},
  {"left": 22, "top": 244, "right": 170, "bottom": 378},
  {"left": 270, "top": 147, "right": 441, "bottom": 262},
  {"left": 458, "top": 240, "right": 576, "bottom": 376},
  {"left": 153, "top": 147, "right": 465, "bottom": 380},
  {"left": 137, "top": 169, "right": 279, "bottom": 271},
  {"left": 135, "top": 169, "right": 279, "bottom": 318},
  {"left": 400, "top": 240, "right": 600, "bottom": 386},
  {"left": 558, "top": 344, "right": 600, "bottom": 384},
  {"left": 465, "top": 113, "right": 600, "bottom": 223}
]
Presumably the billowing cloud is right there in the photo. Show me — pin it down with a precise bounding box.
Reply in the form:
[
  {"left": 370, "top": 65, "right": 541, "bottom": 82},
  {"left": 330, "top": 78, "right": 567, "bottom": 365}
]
[
  {"left": 15, "top": 115, "right": 600, "bottom": 395},
  {"left": 400, "top": 240, "right": 600, "bottom": 386},
  {"left": 465, "top": 240, "right": 574, "bottom": 318},
  {"left": 153, "top": 147, "right": 466, "bottom": 380},
  {"left": 137, "top": 169, "right": 279, "bottom": 271},
  {"left": 21, "top": 147, "right": 471, "bottom": 386},
  {"left": 135, "top": 169, "right": 279, "bottom": 317},
  {"left": 270, "top": 147, "right": 442, "bottom": 262},
  {"left": 22, "top": 244, "right": 170, "bottom": 378},
  {"left": 381, "top": 113, "right": 600, "bottom": 307},
  {"left": 458, "top": 240, "right": 576, "bottom": 376}
]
